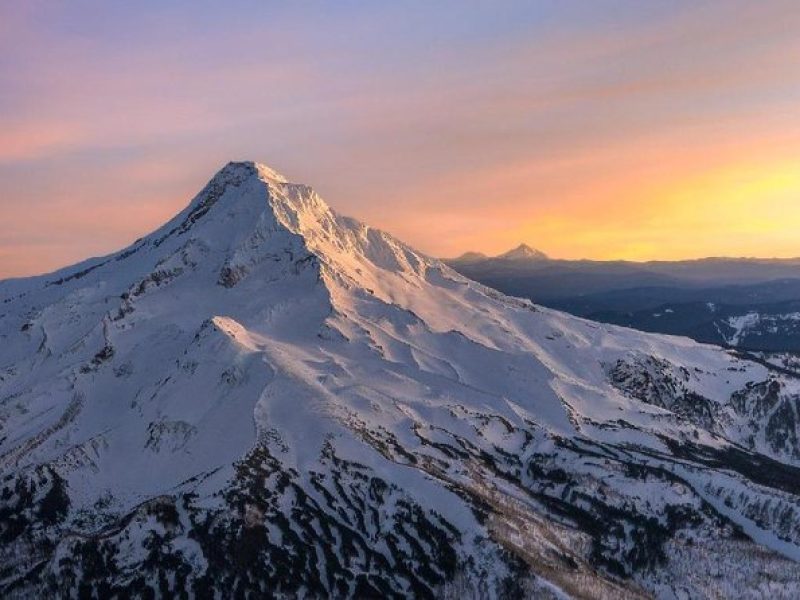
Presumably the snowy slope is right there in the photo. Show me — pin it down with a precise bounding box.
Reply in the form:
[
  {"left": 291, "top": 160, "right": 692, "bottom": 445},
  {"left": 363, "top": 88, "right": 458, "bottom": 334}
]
[{"left": 3, "top": 162, "right": 800, "bottom": 598}]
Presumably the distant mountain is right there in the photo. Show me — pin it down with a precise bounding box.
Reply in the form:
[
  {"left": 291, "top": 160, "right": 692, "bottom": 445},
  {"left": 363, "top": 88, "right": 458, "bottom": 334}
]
[
  {"left": 5, "top": 162, "right": 800, "bottom": 597},
  {"left": 448, "top": 254, "right": 800, "bottom": 295},
  {"left": 496, "top": 243, "right": 549, "bottom": 261},
  {"left": 451, "top": 243, "right": 549, "bottom": 264},
  {"left": 446, "top": 253, "right": 800, "bottom": 352}
]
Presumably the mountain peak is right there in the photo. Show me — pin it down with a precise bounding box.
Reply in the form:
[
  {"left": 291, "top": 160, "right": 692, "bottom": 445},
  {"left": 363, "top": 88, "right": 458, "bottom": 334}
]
[
  {"left": 210, "top": 161, "right": 288, "bottom": 185},
  {"left": 497, "top": 243, "right": 549, "bottom": 261},
  {"left": 174, "top": 160, "right": 326, "bottom": 246},
  {"left": 119, "top": 159, "right": 432, "bottom": 295}
]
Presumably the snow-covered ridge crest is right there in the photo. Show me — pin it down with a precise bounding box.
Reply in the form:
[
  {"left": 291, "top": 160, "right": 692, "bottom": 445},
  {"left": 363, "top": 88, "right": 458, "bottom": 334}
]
[
  {"left": 183, "top": 160, "right": 435, "bottom": 279},
  {"left": 206, "top": 160, "right": 288, "bottom": 185},
  {"left": 185, "top": 161, "right": 449, "bottom": 309}
]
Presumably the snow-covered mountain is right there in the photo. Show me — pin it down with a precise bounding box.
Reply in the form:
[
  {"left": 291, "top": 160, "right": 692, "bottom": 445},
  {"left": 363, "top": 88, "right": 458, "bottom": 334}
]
[
  {"left": 4, "top": 162, "right": 800, "bottom": 598},
  {"left": 496, "top": 244, "right": 549, "bottom": 261},
  {"left": 451, "top": 244, "right": 549, "bottom": 263}
]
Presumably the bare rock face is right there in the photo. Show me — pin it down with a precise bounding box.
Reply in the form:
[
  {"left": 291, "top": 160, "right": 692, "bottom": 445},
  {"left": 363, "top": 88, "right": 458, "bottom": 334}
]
[{"left": 3, "top": 162, "right": 800, "bottom": 598}]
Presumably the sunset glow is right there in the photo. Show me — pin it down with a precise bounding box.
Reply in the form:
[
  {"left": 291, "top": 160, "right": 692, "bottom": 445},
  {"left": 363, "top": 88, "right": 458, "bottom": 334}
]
[{"left": 1, "top": 1, "right": 799, "bottom": 277}]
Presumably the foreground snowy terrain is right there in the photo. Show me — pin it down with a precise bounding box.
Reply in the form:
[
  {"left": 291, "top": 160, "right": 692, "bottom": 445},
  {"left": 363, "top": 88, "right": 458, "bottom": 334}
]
[{"left": 3, "top": 162, "right": 800, "bottom": 598}]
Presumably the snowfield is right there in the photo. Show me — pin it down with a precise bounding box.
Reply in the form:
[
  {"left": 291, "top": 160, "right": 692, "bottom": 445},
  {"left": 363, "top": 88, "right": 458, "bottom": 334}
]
[{"left": 3, "top": 162, "right": 800, "bottom": 598}]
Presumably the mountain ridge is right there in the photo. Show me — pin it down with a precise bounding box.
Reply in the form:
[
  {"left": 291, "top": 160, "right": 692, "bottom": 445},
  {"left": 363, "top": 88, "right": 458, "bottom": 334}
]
[
  {"left": 445, "top": 243, "right": 800, "bottom": 352},
  {"left": 448, "top": 250, "right": 800, "bottom": 267}
]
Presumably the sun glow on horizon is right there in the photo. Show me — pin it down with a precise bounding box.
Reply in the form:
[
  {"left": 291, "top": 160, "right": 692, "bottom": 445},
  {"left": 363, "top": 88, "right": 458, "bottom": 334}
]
[{"left": 498, "top": 156, "right": 800, "bottom": 263}]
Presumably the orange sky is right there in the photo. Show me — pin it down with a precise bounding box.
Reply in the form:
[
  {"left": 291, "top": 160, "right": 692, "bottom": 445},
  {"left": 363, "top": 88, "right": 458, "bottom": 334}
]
[{"left": 1, "top": 1, "right": 799, "bottom": 277}]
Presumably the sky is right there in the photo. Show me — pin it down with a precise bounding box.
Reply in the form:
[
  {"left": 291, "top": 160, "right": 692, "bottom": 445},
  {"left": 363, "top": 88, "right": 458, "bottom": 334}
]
[{"left": 1, "top": 1, "right": 799, "bottom": 277}]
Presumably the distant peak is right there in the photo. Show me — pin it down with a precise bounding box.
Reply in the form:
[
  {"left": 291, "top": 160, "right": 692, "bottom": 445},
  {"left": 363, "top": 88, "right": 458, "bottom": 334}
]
[
  {"left": 451, "top": 251, "right": 488, "bottom": 263},
  {"left": 209, "top": 161, "right": 288, "bottom": 187},
  {"left": 497, "top": 244, "right": 549, "bottom": 261}
]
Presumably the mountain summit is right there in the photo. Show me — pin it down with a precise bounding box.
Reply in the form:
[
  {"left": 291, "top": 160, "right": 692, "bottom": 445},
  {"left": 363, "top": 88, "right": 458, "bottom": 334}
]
[
  {"left": 4, "top": 162, "right": 800, "bottom": 597},
  {"left": 497, "top": 243, "right": 549, "bottom": 261}
]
